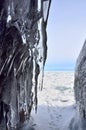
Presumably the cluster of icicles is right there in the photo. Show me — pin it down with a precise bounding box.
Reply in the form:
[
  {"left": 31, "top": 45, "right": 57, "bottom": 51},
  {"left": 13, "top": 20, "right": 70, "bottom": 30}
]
[{"left": 0, "top": 0, "right": 51, "bottom": 129}]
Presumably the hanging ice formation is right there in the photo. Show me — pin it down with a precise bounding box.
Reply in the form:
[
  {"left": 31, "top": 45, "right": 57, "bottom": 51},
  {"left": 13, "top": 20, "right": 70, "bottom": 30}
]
[{"left": 0, "top": 0, "right": 51, "bottom": 129}]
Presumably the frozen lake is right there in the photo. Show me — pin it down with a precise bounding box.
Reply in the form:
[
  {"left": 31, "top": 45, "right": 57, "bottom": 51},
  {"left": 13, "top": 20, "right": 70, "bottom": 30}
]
[{"left": 30, "top": 71, "right": 76, "bottom": 130}]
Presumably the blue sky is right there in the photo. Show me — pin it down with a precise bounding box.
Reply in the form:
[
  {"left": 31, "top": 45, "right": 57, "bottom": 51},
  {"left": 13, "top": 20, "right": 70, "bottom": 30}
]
[{"left": 45, "top": 0, "right": 86, "bottom": 71}]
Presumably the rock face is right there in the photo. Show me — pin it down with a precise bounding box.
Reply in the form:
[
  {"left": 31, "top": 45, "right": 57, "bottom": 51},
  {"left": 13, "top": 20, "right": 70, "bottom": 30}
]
[
  {"left": 74, "top": 40, "right": 86, "bottom": 129},
  {"left": 0, "top": 0, "right": 51, "bottom": 129}
]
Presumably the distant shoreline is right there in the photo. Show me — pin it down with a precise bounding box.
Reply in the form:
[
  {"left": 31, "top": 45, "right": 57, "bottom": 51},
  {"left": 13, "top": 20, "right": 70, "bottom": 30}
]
[{"left": 44, "top": 70, "right": 74, "bottom": 72}]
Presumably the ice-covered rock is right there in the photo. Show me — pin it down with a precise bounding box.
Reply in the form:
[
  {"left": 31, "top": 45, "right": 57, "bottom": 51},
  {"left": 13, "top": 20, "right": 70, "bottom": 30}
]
[
  {"left": 74, "top": 40, "right": 86, "bottom": 129},
  {"left": 0, "top": 0, "right": 51, "bottom": 129}
]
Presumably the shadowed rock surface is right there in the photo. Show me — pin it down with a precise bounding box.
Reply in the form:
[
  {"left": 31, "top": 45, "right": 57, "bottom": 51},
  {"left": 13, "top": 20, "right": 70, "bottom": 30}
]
[{"left": 0, "top": 0, "right": 51, "bottom": 129}]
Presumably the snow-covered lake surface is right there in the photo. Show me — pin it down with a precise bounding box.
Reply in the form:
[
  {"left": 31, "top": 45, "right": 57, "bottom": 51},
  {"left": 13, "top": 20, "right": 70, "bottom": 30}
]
[{"left": 30, "top": 71, "right": 77, "bottom": 130}]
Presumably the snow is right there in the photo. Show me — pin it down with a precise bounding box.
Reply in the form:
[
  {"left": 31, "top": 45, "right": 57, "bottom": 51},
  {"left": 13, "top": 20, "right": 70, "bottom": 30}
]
[{"left": 30, "top": 71, "right": 78, "bottom": 130}]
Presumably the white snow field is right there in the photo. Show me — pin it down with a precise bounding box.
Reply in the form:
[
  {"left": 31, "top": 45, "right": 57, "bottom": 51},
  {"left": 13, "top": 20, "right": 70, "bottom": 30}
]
[{"left": 29, "top": 71, "right": 80, "bottom": 130}]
